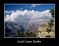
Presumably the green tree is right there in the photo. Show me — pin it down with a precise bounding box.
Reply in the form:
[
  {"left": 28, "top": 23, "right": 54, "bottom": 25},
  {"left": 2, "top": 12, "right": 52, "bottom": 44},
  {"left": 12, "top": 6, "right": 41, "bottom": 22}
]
[
  {"left": 25, "top": 31, "right": 30, "bottom": 37},
  {"left": 48, "top": 19, "right": 54, "bottom": 28},
  {"left": 50, "top": 8, "right": 55, "bottom": 18},
  {"left": 46, "top": 28, "right": 51, "bottom": 33},
  {"left": 17, "top": 32, "right": 25, "bottom": 37},
  {"left": 17, "top": 31, "right": 36, "bottom": 37},
  {"left": 29, "top": 32, "right": 36, "bottom": 37},
  {"left": 46, "top": 8, "right": 55, "bottom": 33},
  {"left": 25, "top": 31, "right": 36, "bottom": 37}
]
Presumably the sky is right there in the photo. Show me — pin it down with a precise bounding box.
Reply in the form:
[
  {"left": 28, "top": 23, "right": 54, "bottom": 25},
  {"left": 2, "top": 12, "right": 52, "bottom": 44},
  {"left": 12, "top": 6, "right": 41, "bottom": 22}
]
[
  {"left": 4, "top": 4, "right": 55, "bottom": 24},
  {"left": 4, "top": 4, "right": 54, "bottom": 11}
]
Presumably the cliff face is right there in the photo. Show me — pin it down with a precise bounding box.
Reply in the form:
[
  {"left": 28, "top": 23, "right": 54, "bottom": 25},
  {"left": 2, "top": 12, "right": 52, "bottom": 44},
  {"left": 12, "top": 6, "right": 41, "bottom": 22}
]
[
  {"left": 37, "top": 21, "right": 55, "bottom": 38},
  {"left": 5, "top": 22, "right": 39, "bottom": 37},
  {"left": 38, "top": 22, "right": 48, "bottom": 32}
]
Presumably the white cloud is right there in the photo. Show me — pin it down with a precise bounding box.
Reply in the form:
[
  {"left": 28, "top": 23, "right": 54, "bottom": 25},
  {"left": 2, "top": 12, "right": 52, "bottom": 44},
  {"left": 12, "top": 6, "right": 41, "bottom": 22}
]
[
  {"left": 4, "top": 9, "right": 52, "bottom": 24},
  {"left": 4, "top": 11, "right": 14, "bottom": 17},
  {"left": 30, "top": 4, "right": 42, "bottom": 8},
  {"left": 4, "top": 11, "right": 14, "bottom": 14}
]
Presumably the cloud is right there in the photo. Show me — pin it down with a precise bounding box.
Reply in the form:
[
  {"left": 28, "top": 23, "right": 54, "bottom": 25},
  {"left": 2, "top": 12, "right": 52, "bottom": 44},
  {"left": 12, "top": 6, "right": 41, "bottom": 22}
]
[
  {"left": 4, "top": 11, "right": 14, "bottom": 13},
  {"left": 4, "top": 11, "right": 14, "bottom": 17},
  {"left": 30, "top": 4, "right": 42, "bottom": 8},
  {"left": 4, "top": 9, "right": 52, "bottom": 24},
  {"left": 4, "top": 11, "right": 14, "bottom": 14}
]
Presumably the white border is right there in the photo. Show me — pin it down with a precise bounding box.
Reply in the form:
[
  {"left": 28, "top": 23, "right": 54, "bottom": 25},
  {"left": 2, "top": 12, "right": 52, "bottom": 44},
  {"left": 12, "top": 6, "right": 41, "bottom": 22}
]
[{"left": 4, "top": 4, "right": 55, "bottom": 38}]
